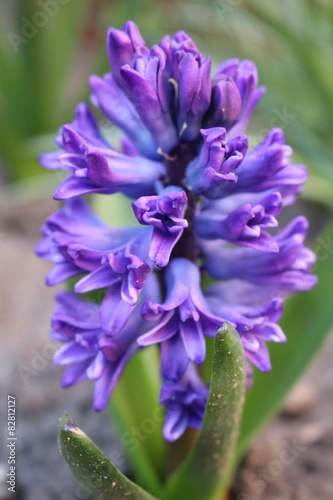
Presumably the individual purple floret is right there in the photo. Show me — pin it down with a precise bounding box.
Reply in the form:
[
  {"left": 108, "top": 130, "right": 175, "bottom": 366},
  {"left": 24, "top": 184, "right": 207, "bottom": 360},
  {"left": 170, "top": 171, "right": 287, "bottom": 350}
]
[
  {"left": 51, "top": 292, "right": 144, "bottom": 411},
  {"left": 40, "top": 103, "right": 164, "bottom": 199},
  {"left": 204, "top": 217, "right": 317, "bottom": 296},
  {"left": 194, "top": 192, "right": 282, "bottom": 252},
  {"left": 106, "top": 21, "right": 145, "bottom": 86},
  {"left": 90, "top": 74, "right": 159, "bottom": 160},
  {"left": 132, "top": 189, "right": 188, "bottom": 267},
  {"left": 160, "top": 31, "right": 212, "bottom": 141},
  {"left": 206, "top": 288, "right": 285, "bottom": 372},
  {"left": 213, "top": 59, "right": 266, "bottom": 138},
  {"left": 186, "top": 128, "right": 248, "bottom": 198},
  {"left": 138, "top": 258, "right": 224, "bottom": 381},
  {"left": 220, "top": 128, "right": 308, "bottom": 202},
  {"left": 37, "top": 20, "right": 317, "bottom": 441},
  {"left": 160, "top": 365, "right": 209, "bottom": 441}
]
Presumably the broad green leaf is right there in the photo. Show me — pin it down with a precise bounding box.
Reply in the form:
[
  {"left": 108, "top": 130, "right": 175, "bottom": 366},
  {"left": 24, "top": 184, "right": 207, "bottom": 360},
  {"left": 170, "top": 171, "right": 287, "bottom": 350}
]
[
  {"left": 59, "top": 413, "right": 158, "bottom": 500},
  {"left": 232, "top": 219, "right": 333, "bottom": 472},
  {"left": 166, "top": 323, "right": 246, "bottom": 500}
]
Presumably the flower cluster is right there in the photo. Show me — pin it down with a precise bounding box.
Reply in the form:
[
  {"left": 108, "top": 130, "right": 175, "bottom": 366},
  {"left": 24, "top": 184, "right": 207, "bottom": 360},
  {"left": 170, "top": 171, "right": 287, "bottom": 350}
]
[{"left": 37, "top": 21, "right": 316, "bottom": 442}]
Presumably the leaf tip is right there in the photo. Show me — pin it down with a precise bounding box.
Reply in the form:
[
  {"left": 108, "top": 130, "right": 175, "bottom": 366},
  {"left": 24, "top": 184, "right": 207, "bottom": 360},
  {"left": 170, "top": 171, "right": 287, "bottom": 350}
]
[
  {"left": 217, "top": 322, "right": 231, "bottom": 339},
  {"left": 59, "top": 412, "right": 75, "bottom": 432}
]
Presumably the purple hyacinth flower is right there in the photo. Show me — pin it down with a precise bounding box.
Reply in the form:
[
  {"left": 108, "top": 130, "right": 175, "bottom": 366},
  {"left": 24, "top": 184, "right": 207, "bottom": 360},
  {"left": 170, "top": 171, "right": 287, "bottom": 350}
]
[
  {"left": 160, "top": 365, "right": 209, "bottom": 441},
  {"left": 138, "top": 258, "right": 224, "bottom": 381},
  {"left": 205, "top": 216, "right": 317, "bottom": 296},
  {"left": 51, "top": 291, "right": 146, "bottom": 411},
  {"left": 186, "top": 128, "right": 248, "bottom": 198},
  {"left": 132, "top": 189, "right": 188, "bottom": 267},
  {"left": 37, "top": 21, "right": 317, "bottom": 430},
  {"left": 206, "top": 286, "right": 285, "bottom": 372},
  {"left": 194, "top": 192, "right": 282, "bottom": 252}
]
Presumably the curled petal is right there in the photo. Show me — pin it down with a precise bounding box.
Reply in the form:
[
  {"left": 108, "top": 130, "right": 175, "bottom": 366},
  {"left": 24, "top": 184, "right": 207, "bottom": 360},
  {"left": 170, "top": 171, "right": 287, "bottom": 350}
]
[{"left": 132, "top": 190, "right": 188, "bottom": 267}]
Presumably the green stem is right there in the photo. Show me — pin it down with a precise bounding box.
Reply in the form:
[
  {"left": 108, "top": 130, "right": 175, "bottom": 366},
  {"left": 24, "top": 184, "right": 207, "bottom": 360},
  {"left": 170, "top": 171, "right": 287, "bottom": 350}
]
[{"left": 108, "top": 346, "right": 166, "bottom": 497}]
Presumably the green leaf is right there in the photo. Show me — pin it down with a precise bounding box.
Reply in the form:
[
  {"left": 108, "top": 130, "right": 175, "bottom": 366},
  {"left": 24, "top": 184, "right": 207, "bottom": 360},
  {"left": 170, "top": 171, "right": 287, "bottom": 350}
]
[
  {"left": 232, "top": 218, "right": 333, "bottom": 471},
  {"left": 166, "top": 323, "right": 246, "bottom": 500},
  {"left": 59, "top": 413, "right": 159, "bottom": 500}
]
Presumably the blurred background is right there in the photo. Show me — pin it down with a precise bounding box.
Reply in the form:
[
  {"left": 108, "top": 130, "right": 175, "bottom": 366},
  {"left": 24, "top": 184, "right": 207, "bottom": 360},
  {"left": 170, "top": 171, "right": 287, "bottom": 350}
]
[{"left": 0, "top": 1, "right": 332, "bottom": 498}]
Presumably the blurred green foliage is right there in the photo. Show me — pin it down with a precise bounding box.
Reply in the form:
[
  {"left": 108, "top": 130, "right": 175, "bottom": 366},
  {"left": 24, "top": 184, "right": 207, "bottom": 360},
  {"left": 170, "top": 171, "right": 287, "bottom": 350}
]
[{"left": 0, "top": 0, "right": 332, "bottom": 189}]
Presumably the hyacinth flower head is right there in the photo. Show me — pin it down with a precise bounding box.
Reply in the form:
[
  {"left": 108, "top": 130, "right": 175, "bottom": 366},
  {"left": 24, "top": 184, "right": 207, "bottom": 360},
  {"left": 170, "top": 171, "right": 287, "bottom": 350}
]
[{"left": 37, "top": 21, "right": 317, "bottom": 443}]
